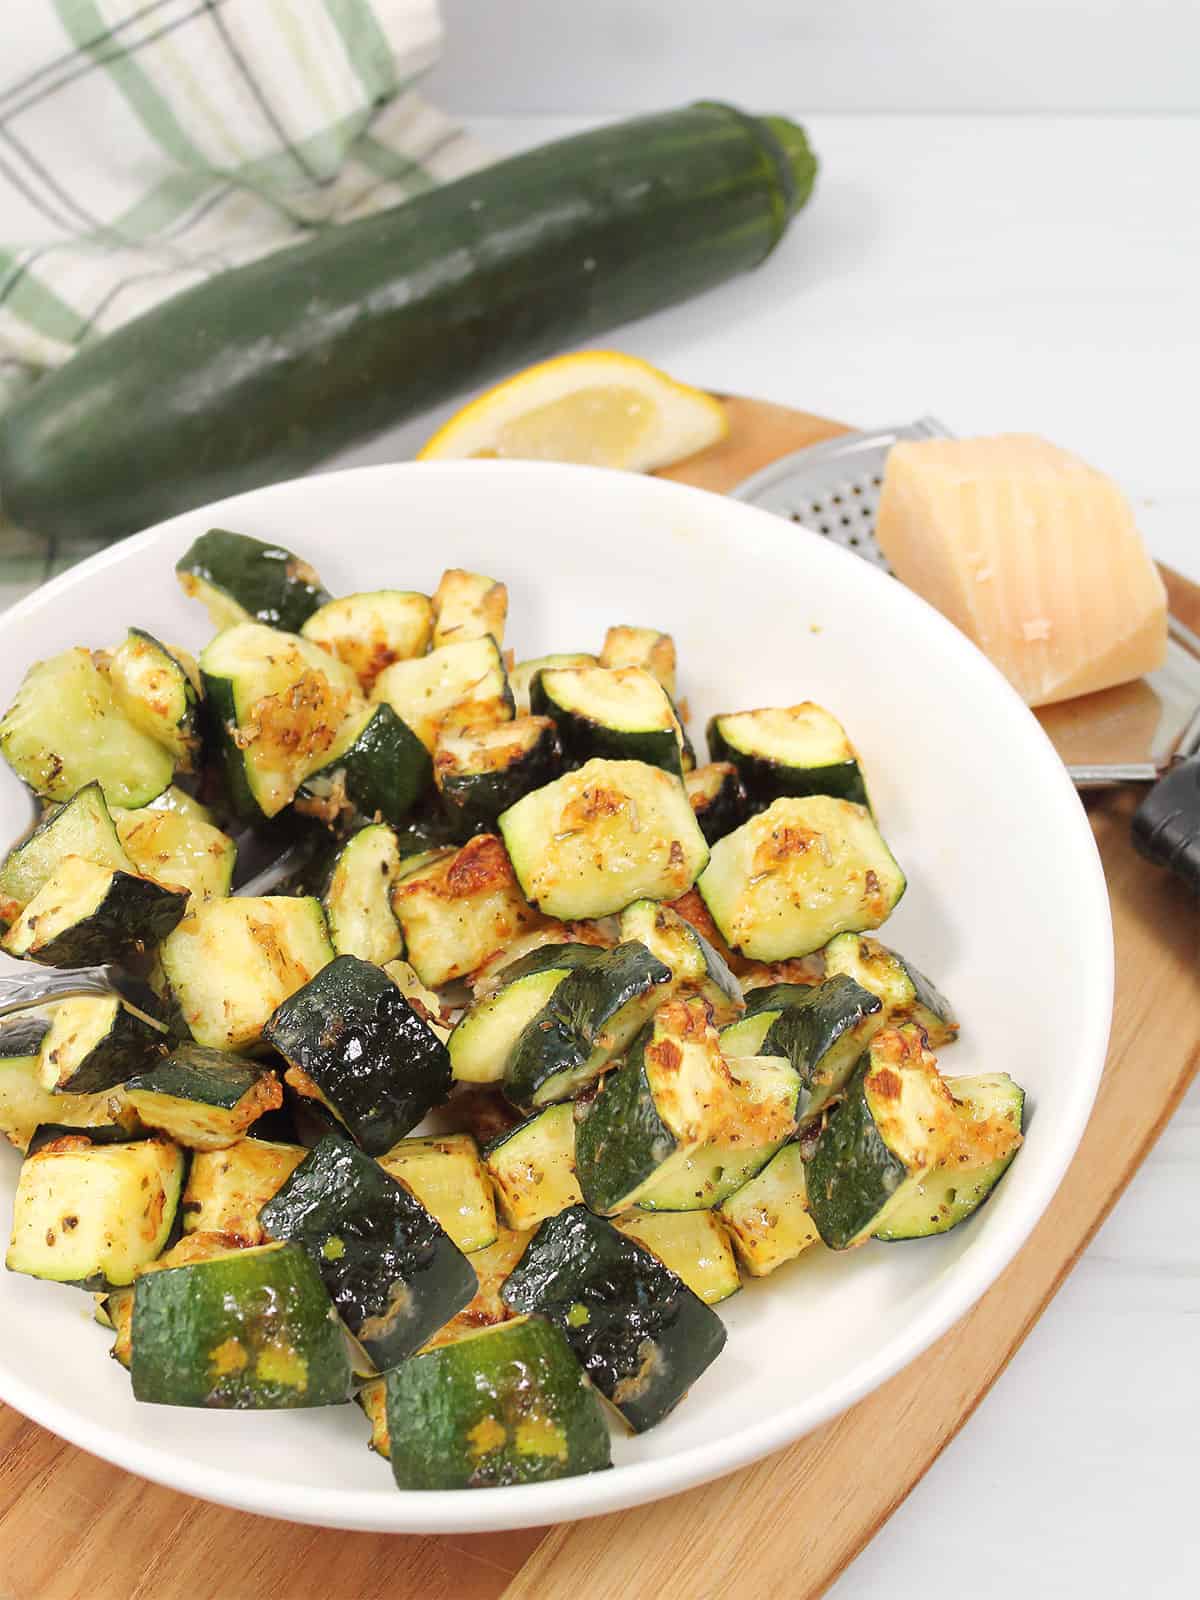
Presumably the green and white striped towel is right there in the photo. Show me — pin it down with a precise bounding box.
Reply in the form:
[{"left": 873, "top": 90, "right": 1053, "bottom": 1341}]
[{"left": 0, "top": 0, "right": 486, "bottom": 606}]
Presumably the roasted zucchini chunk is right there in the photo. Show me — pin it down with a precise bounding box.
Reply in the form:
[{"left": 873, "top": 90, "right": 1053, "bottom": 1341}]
[
  {"left": 38, "top": 994, "right": 168, "bottom": 1094},
  {"left": 391, "top": 833, "right": 539, "bottom": 988},
  {"left": 176, "top": 528, "right": 330, "bottom": 631},
  {"left": 804, "top": 1025, "right": 961, "bottom": 1249},
  {"left": 320, "top": 824, "right": 404, "bottom": 965},
  {"left": 182, "top": 1139, "right": 308, "bottom": 1243},
  {"left": 420, "top": 1225, "right": 532, "bottom": 1351},
  {"left": 0, "top": 781, "right": 136, "bottom": 923},
  {"left": 750, "top": 974, "right": 885, "bottom": 1124},
  {"left": 876, "top": 1072, "right": 1024, "bottom": 1240},
  {"left": 377, "top": 1133, "right": 499, "bottom": 1254},
  {"left": 503, "top": 941, "right": 673, "bottom": 1108},
  {"left": 614, "top": 1209, "right": 740, "bottom": 1305},
  {"left": 200, "top": 622, "right": 360, "bottom": 820},
  {"left": 113, "top": 804, "right": 237, "bottom": 906},
  {"left": 0, "top": 648, "right": 174, "bottom": 808},
  {"left": 384, "top": 1315, "right": 610, "bottom": 1488},
  {"left": 294, "top": 703, "right": 433, "bottom": 830},
  {"left": 618, "top": 897, "right": 743, "bottom": 1024},
  {"left": 685, "top": 762, "right": 748, "bottom": 846},
  {"left": 383, "top": 957, "right": 450, "bottom": 1039},
  {"left": 598, "top": 624, "right": 677, "bottom": 695},
  {"left": 6, "top": 1133, "right": 184, "bottom": 1286},
  {"left": 574, "top": 998, "right": 797, "bottom": 1214},
  {"left": 717, "top": 1143, "right": 821, "bottom": 1276},
  {"left": 531, "top": 665, "right": 683, "bottom": 776},
  {"left": 125, "top": 1045, "right": 282, "bottom": 1150},
  {"left": 434, "top": 716, "right": 562, "bottom": 835},
  {"left": 106, "top": 629, "right": 202, "bottom": 772},
  {"left": 509, "top": 652, "right": 595, "bottom": 715},
  {"left": 431, "top": 568, "right": 508, "bottom": 649},
  {"left": 468, "top": 922, "right": 614, "bottom": 999},
  {"left": 708, "top": 703, "right": 869, "bottom": 812},
  {"left": 823, "top": 932, "right": 959, "bottom": 1047},
  {"left": 263, "top": 955, "right": 451, "bottom": 1155},
  {"left": 499, "top": 758, "right": 709, "bottom": 919},
  {"left": 159, "top": 894, "right": 333, "bottom": 1052},
  {"left": 2, "top": 855, "right": 186, "bottom": 966},
  {"left": 718, "top": 983, "right": 815, "bottom": 1058},
  {"left": 101, "top": 1230, "right": 245, "bottom": 1369},
  {"left": 300, "top": 590, "right": 433, "bottom": 692},
  {"left": 448, "top": 943, "right": 599, "bottom": 1085},
  {"left": 131, "top": 1239, "right": 352, "bottom": 1407},
  {"left": 502, "top": 1205, "right": 726, "bottom": 1433},
  {"left": 697, "top": 796, "right": 905, "bottom": 960},
  {"left": 484, "top": 1103, "right": 583, "bottom": 1231},
  {"left": 260, "top": 1133, "right": 476, "bottom": 1371},
  {"left": 0, "top": 1018, "right": 137, "bottom": 1151},
  {"left": 372, "top": 636, "right": 513, "bottom": 754}
]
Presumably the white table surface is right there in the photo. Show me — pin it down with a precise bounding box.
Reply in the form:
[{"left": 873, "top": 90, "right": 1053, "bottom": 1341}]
[{"left": 333, "top": 113, "right": 1200, "bottom": 1596}]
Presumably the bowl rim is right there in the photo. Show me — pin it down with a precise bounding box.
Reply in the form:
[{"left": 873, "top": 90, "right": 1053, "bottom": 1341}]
[{"left": 0, "top": 459, "right": 1114, "bottom": 1533}]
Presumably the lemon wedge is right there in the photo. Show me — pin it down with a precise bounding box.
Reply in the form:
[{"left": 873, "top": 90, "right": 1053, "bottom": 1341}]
[{"left": 417, "top": 351, "right": 728, "bottom": 470}]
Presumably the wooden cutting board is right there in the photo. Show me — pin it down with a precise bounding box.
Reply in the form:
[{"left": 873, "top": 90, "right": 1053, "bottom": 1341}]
[{"left": 2, "top": 399, "right": 1197, "bottom": 1600}]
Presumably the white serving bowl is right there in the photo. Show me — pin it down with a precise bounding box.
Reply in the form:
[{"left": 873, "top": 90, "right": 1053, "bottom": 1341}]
[{"left": 0, "top": 462, "right": 1112, "bottom": 1533}]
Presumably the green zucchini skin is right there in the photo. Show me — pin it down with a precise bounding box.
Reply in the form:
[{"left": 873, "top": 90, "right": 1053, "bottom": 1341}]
[
  {"left": 295, "top": 704, "right": 433, "bottom": 830},
  {"left": 435, "top": 717, "right": 562, "bottom": 836},
  {"left": 0, "top": 105, "right": 815, "bottom": 541},
  {"left": 573, "top": 1026, "right": 679, "bottom": 1216},
  {"left": 124, "top": 1044, "right": 282, "bottom": 1150},
  {"left": 448, "top": 944, "right": 599, "bottom": 1087},
  {"left": 743, "top": 982, "right": 817, "bottom": 1017},
  {"left": 130, "top": 1241, "right": 352, "bottom": 1408},
  {"left": 803, "top": 1057, "right": 905, "bottom": 1250},
  {"left": 0, "top": 781, "right": 133, "bottom": 921},
  {"left": 259, "top": 1134, "right": 476, "bottom": 1372},
  {"left": 502, "top": 1205, "right": 726, "bottom": 1433},
  {"left": 4, "top": 863, "right": 187, "bottom": 968},
  {"left": 530, "top": 670, "right": 682, "bottom": 778},
  {"left": 758, "top": 975, "right": 884, "bottom": 1121},
  {"left": 708, "top": 710, "right": 869, "bottom": 811},
  {"left": 176, "top": 530, "right": 329, "bottom": 630},
  {"left": 385, "top": 1316, "right": 611, "bottom": 1489},
  {"left": 685, "top": 762, "right": 748, "bottom": 846},
  {"left": 38, "top": 994, "right": 168, "bottom": 1094},
  {"left": 262, "top": 955, "right": 452, "bottom": 1155}
]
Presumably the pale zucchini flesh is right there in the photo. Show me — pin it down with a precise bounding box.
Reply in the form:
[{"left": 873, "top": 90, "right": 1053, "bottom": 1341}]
[
  {"left": 484, "top": 1103, "right": 583, "bottom": 1231},
  {"left": 377, "top": 1132, "right": 499, "bottom": 1253},
  {"left": 322, "top": 824, "right": 404, "bottom": 965},
  {"left": 300, "top": 590, "right": 433, "bottom": 691},
  {"left": 372, "top": 635, "right": 512, "bottom": 753},
  {"left": 718, "top": 1142, "right": 821, "bottom": 1275},
  {"left": 0, "top": 782, "right": 134, "bottom": 922},
  {"left": 614, "top": 1208, "right": 740, "bottom": 1304}
]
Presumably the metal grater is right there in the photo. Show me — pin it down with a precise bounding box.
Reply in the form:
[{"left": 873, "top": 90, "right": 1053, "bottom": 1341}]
[{"left": 732, "top": 420, "right": 1200, "bottom": 890}]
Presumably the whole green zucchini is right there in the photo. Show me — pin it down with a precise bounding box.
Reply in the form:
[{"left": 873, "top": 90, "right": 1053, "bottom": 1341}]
[{"left": 0, "top": 104, "right": 816, "bottom": 541}]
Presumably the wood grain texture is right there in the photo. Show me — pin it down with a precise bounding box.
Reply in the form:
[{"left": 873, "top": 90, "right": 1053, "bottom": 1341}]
[{"left": 1, "top": 398, "right": 1195, "bottom": 1600}]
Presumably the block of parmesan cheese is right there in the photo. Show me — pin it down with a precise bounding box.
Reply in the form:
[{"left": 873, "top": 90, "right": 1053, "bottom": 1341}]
[{"left": 875, "top": 435, "right": 1168, "bottom": 707}]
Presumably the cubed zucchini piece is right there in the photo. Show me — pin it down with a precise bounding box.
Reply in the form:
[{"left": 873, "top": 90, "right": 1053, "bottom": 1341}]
[
  {"left": 614, "top": 1210, "right": 740, "bottom": 1305},
  {"left": 448, "top": 943, "right": 599, "bottom": 1085},
  {"left": 0, "top": 782, "right": 135, "bottom": 923},
  {"left": 106, "top": 629, "right": 202, "bottom": 772},
  {"left": 430, "top": 568, "right": 508, "bottom": 649},
  {"left": 125, "top": 1045, "right": 282, "bottom": 1150},
  {"left": 503, "top": 941, "right": 672, "bottom": 1108},
  {"left": 0, "top": 1019, "right": 137, "bottom": 1151},
  {"left": 823, "top": 932, "right": 959, "bottom": 1047},
  {"left": 718, "top": 985, "right": 812, "bottom": 1058},
  {"left": 876, "top": 1072, "right": 1024, "bottom": 1240},
  {"left": 698, "top": 796, "right": 905, "bottom": 960},
  {"left": 159, "top": 894, "right": 333, "bottom": 1052},
  {"left": 484, "top": 1103, "right": 583, "bottom": 1231},
  {"left": 718, "top": 1143, "right": 821, "bottom": 1276},
  {"left": 300, "top": 590, "right": 433, "bottom": 692},
  {"left": 434, "top": 716, "right": 562, "bottom": 835},
  {"left": 3, "top": 855, "right": 186, "bottom": 967},
  {"left": 422, "top": 1226, "right": 533, "bottom": 1352},
  {"left": 753, "top": 974, "right": 885, "bottom": 1123},
  {"left": 182, "top": 1139, "right": 308, "bottom": 1243},
  {"left": 38, "top": 994, "right": 168, "bottom": 1093},
  {"left": 131, "top": 1238, "right": 351, "bottom": 1407},
  {"left": 618, "top": 897, "right": 743, "bottom": 1024},
  {"left": 0, "top": 648, "right": 174, "bottom": 808},
  {"left": 378, "top": 1133, "right": 499, "bottom": 1253},
  {"left": 503, "top": 1205, "right": 725, "bottom": 1433},
  {"left": 294, "top": 703, "right": 432, "bottom": 830},
  {"left": 685, "top": 761, "right": 748, "bottom": 846},
  {"left": 499, "top": 759, "right": 709, "bottom": 920},
  {"left": 385, "top": 1315, "right": 610, "bottom": 1488},
  {"left": 102, "top": 1230, "right": 247, "bottom": 1369},
  {"left": 509, "top": 652, "right": 595, "bottom": 715},
  {"left": 259, "top": 1134, "right": 476, "bottom": 1371},
  {"left": 372, "top": 636, "right": 513, "bottom": 753},
  {"left": 598, "top": 625, "right": 677, "bottom": 695},
  {"left": 113, "top": 804, "right": 237, "bottom": 906},
  {"left": 200, "top": 622, "right": 360, "bottom": 820},
  {"left": 176, "top": 529, "right": 330, "bottom": 631},
  {"left": 391, "top": 833, "right": 539, "bottom": 987},
  {"left": 6, "top": 1133, "right": 184, "bottom": 1286},
  {"left": 531, "top": 665, "right": 683, "bottom": 776},
  {"left": 320, "top": 823, "right": 404, "bottom": 965},
  {"left": 804, "top": 1025, "right": 961, "bottom": 1249},
  {"left": 263, "top": 955, "right": 450, "bottom": 1155},
  {"left": 708, "top": 703, "right": 869, "bottom": 812}
]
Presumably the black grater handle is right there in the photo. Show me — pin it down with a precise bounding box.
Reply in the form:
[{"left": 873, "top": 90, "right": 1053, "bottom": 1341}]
[{"left": 1132, "top": 754, "right": 1200, "bottom": 895}]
